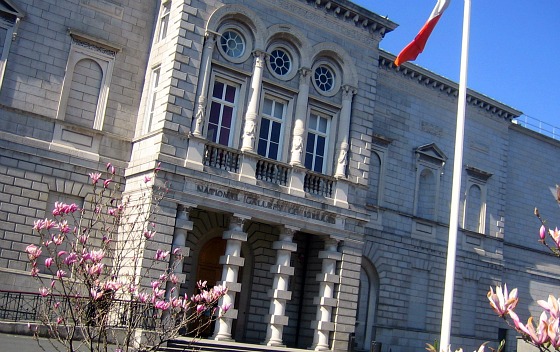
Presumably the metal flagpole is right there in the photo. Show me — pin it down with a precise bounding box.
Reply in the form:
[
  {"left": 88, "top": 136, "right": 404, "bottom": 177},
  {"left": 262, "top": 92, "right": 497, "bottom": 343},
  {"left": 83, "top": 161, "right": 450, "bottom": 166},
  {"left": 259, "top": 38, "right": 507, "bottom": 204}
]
[{"left": 439, "top": 0, "right": 471, "bottom": 350}]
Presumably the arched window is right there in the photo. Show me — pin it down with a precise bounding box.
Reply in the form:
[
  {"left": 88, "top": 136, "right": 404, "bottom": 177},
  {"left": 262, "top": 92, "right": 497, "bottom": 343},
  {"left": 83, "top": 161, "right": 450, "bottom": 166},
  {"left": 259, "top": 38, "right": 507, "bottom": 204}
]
[
  {"left": 355, "top": 258, "right": 379, "bottom": 351},
  {"left": 464, "top": 184, "right": 483, "bottom": 232},
  {"left": 367, "top": 152, "right": 382, "bottom": 206},
  {"left": 65, "top": 59, "right": 103, "bottom": 128},
  {"left": 417, "top": 168, "right": 437, "bottom": 220}
]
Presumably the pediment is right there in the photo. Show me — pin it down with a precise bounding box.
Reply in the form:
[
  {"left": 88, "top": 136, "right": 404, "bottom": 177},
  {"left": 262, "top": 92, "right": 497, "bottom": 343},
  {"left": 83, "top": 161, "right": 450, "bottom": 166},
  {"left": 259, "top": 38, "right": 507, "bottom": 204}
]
[
  {"left": 415, "top": 143, "right": 447, "bottom": 165},
  {"left": 0, "top": 0, "right": 25, "bottom": 19}
]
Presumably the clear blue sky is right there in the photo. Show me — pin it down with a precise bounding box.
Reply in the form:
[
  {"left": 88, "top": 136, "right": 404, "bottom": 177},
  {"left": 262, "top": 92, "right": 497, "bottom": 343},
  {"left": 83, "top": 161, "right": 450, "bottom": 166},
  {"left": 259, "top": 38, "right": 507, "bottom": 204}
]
[{"left": 353, "top": 0, "right": 560, "bottom": 134}]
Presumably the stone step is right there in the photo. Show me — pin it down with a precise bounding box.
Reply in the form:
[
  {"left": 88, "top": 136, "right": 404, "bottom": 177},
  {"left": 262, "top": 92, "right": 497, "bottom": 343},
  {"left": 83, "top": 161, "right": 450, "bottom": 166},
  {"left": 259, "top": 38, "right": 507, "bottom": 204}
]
[{"left": 163, "top": 338, "right": 308, "bottom": 352}]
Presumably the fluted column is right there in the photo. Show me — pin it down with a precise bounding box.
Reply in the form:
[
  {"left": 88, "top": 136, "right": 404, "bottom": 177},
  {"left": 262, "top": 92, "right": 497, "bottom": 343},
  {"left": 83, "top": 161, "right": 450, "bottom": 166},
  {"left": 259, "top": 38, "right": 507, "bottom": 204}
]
[
  {"left": 311, "top": 238, "right": 342, "bottom": 351},
  {"left": 192, "top": 32, "right": 218, "bottom": 136},
  {"left": 212, "top": 215, "right": 249, "bottom": 341},
  {"left": 241, "top": 50, "right": 266, "bottom": 152},
  {"left": 264, "top": 226, "right": 298, "bottom": 346},
  {"left": 289, "top": 68, "right": 311, "bottom": 166},
  {"left": 334, "top": 85, "right": 356, "bottom": 178}
]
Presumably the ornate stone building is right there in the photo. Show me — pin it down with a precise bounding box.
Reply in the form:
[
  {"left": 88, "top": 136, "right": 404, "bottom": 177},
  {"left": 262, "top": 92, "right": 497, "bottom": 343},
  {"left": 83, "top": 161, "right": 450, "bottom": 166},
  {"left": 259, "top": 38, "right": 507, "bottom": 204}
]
[{"left": 0, "top": 0, "right": 559, "bottom": 351}]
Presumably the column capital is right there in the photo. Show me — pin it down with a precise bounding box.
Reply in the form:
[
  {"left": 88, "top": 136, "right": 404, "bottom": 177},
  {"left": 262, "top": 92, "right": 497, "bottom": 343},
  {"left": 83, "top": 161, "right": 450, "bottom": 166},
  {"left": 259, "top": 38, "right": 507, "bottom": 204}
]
[
  {"left": 341, "top": 85, "right": 357, "bottom": 100},
  {"left": 298, "top": 67, "right": 312, "bottom": 82}
]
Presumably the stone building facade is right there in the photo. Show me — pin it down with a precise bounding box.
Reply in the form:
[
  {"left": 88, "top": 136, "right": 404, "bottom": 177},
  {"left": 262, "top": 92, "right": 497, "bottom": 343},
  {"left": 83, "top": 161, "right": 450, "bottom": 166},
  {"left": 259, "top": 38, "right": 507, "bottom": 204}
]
[{"left": 0, "top": 0, "right": 559, "bottom": 351}]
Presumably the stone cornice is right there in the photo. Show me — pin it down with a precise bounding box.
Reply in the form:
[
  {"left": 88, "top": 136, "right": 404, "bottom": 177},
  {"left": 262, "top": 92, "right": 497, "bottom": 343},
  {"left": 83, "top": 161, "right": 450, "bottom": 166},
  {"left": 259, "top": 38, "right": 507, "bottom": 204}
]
[
  {"left": 379, "top": 50, "right": 523, "bottom": 121},
  {"left": 287, "top": 0, "right": 398, "bottom": 38}
]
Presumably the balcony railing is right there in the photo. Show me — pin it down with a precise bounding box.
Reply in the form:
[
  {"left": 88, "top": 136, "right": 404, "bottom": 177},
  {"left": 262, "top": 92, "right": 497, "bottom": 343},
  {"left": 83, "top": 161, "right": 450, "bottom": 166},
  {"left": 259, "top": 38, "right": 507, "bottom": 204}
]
[
  {"left": 203, "top": 143, "right": 241, "bottom": 173},
  {"left": 255, "top": 158, "right": 289, "bottom": 186},
  {"left": 304, "top": 171, "right": 334, "bottom": 198},
  {"left": 0, "top": 290, "right": 157, "bottom": 329}
]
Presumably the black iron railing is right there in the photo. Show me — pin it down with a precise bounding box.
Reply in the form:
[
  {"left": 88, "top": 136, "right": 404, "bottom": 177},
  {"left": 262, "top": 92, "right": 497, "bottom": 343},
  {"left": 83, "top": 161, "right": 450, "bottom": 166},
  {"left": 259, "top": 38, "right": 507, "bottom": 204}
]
[{"left": 0, "top": 290, "right": 157, "bottom": 329}]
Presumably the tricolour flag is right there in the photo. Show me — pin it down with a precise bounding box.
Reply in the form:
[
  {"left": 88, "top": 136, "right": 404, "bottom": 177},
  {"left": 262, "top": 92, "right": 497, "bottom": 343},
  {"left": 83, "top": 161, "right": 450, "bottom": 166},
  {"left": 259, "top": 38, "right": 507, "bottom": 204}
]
[{"left": 394, "top": 0, "right": 451, "bottom": 66}]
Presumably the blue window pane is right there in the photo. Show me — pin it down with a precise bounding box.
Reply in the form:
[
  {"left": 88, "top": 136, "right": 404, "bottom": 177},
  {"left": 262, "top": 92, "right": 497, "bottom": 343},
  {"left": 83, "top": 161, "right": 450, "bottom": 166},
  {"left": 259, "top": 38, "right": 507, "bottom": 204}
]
[
  {"left": 319, "top": 117, "right": 328, "bottom": 133},
  {"left": 207, "top": 124, "right": 217, "bottom": 143},
  {"left": 263, "top": 98, "right": 273, "bottom": 115},
  {"left": 306, "top": 133, "right": 315, "bottom": 151},
  {"left": 257, "top": 139, "right": 267, "bottom": 156},
  {"left": 209, "top": 102, "right": 220, "bottom": 124},
  {"left": 273, "top": 103, "right": 284, "bottom": 119},
  {"left": 225, "top": 85, "right": 236, "bottom": 103},
  {"left": 213, "top": 81, "right": 224, "bottom": 98},
  {"left": 259, "top": 119, "right": 270, "bottom": 139},
  {"left": 269, "top": 143, "right": 279, "bottom": 160},
  {"left": 309, "top": 114, "right": 317, "bottom": 130},
  {"left": 219, "top": 127, "right": 230, "bottom": 146},
  {"left": 271, "top": 121, "right": 281, "bottom": 143},
  {"left": 314, "top": 156, "right": 323, "bottom": 173},
  {"left": 316, "top": 136, "right": 325, "bottom": 156},
  {"left": 304, "top": 153, "right": 313, "bottom": 169},
  {"left": 222, "top": 106, "right": 233, "bottom": 127}
]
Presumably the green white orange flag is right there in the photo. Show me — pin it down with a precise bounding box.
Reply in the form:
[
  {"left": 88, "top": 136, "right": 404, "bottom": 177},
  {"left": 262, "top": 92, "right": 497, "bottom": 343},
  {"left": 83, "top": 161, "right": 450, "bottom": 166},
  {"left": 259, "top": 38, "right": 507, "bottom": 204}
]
[{"left": 394, "top": 0, "right": 451, "bottom": 66}]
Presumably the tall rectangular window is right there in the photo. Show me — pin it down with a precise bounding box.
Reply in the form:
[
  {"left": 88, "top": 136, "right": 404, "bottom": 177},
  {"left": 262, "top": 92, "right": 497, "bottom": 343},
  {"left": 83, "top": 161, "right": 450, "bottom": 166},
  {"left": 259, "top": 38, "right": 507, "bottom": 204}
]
[
  {"left": 158, "top": 1, "right": 171, "bottom": 42},
  {"left": 305, "top": 112, "right": 330, "bottom": 173},
  {"left": 257, "top": 97, "right": 285, "bottom": 160},
  {"left": 144, "top": 66, "right": 161, "bottom": 133},
  {"left": 208, "top": 79, "right": 238, "bottom": 146}
]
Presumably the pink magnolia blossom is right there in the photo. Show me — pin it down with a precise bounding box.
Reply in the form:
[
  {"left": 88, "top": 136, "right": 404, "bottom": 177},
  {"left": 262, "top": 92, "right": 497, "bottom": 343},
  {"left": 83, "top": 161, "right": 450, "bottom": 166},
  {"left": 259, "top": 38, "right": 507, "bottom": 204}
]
[
  {"left": 550, "top": 227, "right": 560, "bottom": 248},
  {"left": 172, "top": 247, "right": 182, "bottom": 256},
  {"left": 522, "top": 311, "right": 550, "bottom": 345},
  {"left": 33, "top": 218, "right": 56, "bottom": 231},
  {"left": 44, "top": 257, "right": 53, "bottom": 268},
  {"left": 143, "top": 175, "right": 152, "bottom": 184},
  {"left": 25, "top": 244, "right": 42, "bottom": 260},
  {"left": 106, "top": 162, "right": 115, "bottom": 175},
  {"left": 89, "top": 172, "right": 102, "bottom": 185},
  {"left": 154, "top": 300, "right": 170, "bottom": 310},
  {"left": 78, "top": 234, "right": 88, "bottom": 244},
  {"left": 103, "top": 179, "right": 112, "bottom": 188},
  {"left": 488, "top": 284, "right": 518, "bottom": 317},
  {"left": 52, "top": 235, "right": 64, "bottom": 246},
  {"left": 151, "top": 281, "right": 160, "bottom": 290},
  {"left": 221, "top": 303, "right": 232, "bottom": 313},
  {"left": 39, "top": 287, "right": 50, "bottom": 297},
  {"left": 86, "top": 263, "right": 104, "bottom": 277},
  {"left": 56, "top": 270, "right": 66, "bottom": 279},
  {"left": 540, "top": 225, "right": 547, "bottom": 241},
  {"left": 137, "top": 292, "right": 149, "bottom": 303},
  {"left": 91, "top": 288, "right": 104, "bottom": 300},
  {"left": 549, "top": 318, "right": 560, "bottom": 349},
  {"left": 52, "top": 202, "right": 78, "bottom": 216},
  {"left": 56, "top": 316, "right": 64, "bottom": 324},
  {"left": 103, "top": 280, "right": 122, "bottom": 292},
  {"left": 57, "top": 220, "right": 70, "bottom": 234},
  {"left": 143, "top": 230, "right": 156, "bottom": 239},
  {"left": 155, "top": 249, "right": 169, "bottom": 261},
  {"left": 63, "top": 252, "right": 78, "bottom": 265},
  {"left": 169, "top": 274, "right": 179, "bottom": 285},
  {"left": 30, "top": 267, "right": 39, "bottom": 277},
  {"left": 538, "top": 294, "right": 560, "bottom": 319}
]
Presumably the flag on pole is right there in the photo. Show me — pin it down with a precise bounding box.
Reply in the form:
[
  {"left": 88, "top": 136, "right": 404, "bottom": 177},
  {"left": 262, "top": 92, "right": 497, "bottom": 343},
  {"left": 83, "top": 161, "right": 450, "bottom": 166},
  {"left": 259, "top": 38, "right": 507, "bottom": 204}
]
[{"left": 394, "top": 0, "right": 451, "bottom": 66}]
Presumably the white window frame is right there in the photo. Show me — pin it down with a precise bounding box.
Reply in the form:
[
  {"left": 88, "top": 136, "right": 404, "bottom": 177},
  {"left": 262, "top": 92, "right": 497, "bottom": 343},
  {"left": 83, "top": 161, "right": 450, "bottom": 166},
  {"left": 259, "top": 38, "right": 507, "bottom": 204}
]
[
  {"left": 205, "top": 72, "right": 245, "bottom": 148},
  {"left": 143, "top": 66, "right": 161, "bottom": 133},
  {"left": 304, "top": 108, "right": 332, "bottom": 174},
  {"left": 56, "top": 32, "right": 118, "bottom": 131},
  {"left": 157, "top": 0, "right": 171, "bottom": 42}
]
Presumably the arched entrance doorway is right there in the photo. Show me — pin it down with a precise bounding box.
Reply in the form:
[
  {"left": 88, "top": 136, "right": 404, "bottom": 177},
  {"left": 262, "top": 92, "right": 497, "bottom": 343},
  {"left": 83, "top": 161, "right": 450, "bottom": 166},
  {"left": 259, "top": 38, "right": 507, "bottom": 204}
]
[
  {"left": 194, "top": 237, "right": 227, "bottom": 337},
  {"left": 354, "top": 258, "right": 380, "bottom": 351}
]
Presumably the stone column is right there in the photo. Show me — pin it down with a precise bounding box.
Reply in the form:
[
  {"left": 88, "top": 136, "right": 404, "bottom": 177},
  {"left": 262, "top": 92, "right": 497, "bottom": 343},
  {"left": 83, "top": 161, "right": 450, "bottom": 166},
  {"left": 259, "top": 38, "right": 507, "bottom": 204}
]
[
  {"left": 289, "top": 68, "right": 311, "bottom": 166},
  {"left": 331, "top": 242, "right": 362, "bottom": 351},
  {"left": 241, "top": 50, "right": 267, "bottom": 152},
  {"left": 311, "top": 238, "right": 342, "bottom": 351},
  {"left": 212, "top": 215, "right": 249, "bottom": 341},
  {"left": 166, "top": 205, "right": 193, "bottom": 298},
  {"left": 192, "top": 32, "right": 218, "bottom": 137},
  {"left": 334, "top": 85, "right": 356, "bottom": 178},
  {"left": 264, "top": 226, "right": 298, "bottom": 346}
]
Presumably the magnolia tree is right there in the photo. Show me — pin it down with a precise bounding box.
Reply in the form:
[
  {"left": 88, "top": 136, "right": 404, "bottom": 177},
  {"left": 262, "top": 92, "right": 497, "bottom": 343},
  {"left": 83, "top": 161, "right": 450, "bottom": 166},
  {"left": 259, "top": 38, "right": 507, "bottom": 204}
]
[
  {"left": 427, "top": 192, "right": 560, "bottom": 352},
  {"left": 24, "top": 163, "right": 229, "bottom": 352}
]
